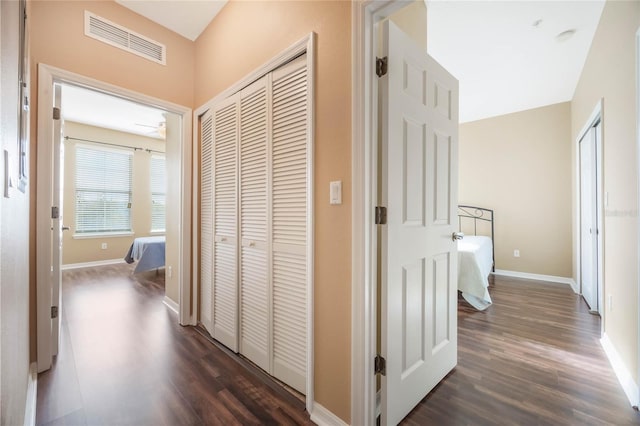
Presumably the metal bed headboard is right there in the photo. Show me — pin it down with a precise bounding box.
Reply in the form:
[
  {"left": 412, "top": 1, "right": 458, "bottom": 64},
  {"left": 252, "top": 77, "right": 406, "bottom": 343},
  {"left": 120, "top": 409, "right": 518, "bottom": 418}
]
[{"left": 457, "top": 205, "right": 495, "bottom": 272}]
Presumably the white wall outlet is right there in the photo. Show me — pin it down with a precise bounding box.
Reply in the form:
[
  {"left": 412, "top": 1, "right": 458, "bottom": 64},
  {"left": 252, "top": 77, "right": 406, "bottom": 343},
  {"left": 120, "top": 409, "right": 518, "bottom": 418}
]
[
  {"left": 168, "top": 265, "right": 173, "bottom": 278},
  {"left": 513, "top": 249, "right": 520, "bottom": 258},
  {"left": 330, "top": 180, "right": 342, "bottom": 205},
  {"left": 101, "top": 242, "right": 108, "bottom": 250},
  {"left": 608, "top": 294, "right": 613, "bottom": 311}
]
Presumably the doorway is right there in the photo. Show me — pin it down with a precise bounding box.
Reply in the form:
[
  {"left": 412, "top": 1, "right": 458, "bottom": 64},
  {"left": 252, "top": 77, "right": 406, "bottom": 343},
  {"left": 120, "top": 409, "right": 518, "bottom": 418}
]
[
  {"left": 578, "top": 108, "right": 603, "bottom": 316},
  {"left": 36, "top": 64, "right": 193, "bottom": 372}
]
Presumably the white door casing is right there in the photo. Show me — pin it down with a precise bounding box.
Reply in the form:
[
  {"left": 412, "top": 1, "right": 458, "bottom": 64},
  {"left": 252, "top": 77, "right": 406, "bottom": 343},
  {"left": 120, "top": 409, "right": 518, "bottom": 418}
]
[
  {"left": 37, "top": 64, "right": 193, "bottom": 373},
  {"left": 580, "top": 126, "right": 598, "bottom": 312},
  {"left": 380, "top": 20, "right": 459, "bottom": 425}
]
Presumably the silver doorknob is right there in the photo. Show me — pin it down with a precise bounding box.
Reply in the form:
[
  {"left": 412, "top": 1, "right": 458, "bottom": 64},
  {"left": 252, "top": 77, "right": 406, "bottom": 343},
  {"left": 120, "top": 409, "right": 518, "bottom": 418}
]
[{"left": 452, "top": 232, "right": 464, "bottom": 241}]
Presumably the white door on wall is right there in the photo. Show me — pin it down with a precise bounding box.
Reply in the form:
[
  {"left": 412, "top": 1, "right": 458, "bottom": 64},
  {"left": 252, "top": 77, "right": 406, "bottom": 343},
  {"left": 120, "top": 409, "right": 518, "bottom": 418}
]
[
  {"left": 213, "top": 94, "right": 240, "bottom": 352},
  {"left": 579, "top": 125, "right": 599, "bottom": 313},
  {"left": 51, "top": 83, "right": 64, "bottom": 357},
  {"left": 239, "top": 76, "right": 270, "bottom": 372},
  {"left": 200, "top": 110, "right": 214, "bottom": 334},
  {"left": 379, "top": 20, "right": 459, "bottom": 426}
]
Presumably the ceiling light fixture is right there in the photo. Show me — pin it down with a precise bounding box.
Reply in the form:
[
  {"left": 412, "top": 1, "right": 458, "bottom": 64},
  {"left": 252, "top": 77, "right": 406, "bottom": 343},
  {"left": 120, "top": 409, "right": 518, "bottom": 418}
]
[{"left": 556, "top": 29, "right": 577, "bottom": 42}]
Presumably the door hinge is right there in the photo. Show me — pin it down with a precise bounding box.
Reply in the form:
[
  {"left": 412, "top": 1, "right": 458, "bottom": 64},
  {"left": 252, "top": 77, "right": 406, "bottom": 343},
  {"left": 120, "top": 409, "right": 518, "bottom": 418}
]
[
  {"left": 375, "top": 354, "right": 386, "bottom": 376},
  {"left": 51, "top": 306, "right": 58, "bottom": 319},
  {"left": 53, "top": 107, "right": 61, "bottom": 120},
  {"left": 376, "top": 56, "right": 388, "bottom": 77},
  {"left": 51, "top": 206, "right": 59, "bottom": 219},
  {"left": 375, "top": 206, "right": 387, "bottom": 225}
]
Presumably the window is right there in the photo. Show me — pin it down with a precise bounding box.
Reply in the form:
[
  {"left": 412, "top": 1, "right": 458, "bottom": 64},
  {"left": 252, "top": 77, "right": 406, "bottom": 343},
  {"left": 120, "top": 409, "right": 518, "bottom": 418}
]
[
  {"left": 150, "top": 154, "right": 166, "bottom": 232},
  {"left": 75, "top": 145, "right": 133, "bottom": 234}
]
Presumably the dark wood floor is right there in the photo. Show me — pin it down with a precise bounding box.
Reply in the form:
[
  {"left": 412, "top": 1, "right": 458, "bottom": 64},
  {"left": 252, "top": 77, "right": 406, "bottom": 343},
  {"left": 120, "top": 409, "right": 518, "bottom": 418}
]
[
  {"left": 36, "top": 263, "right": 311, "bottom": 426},
  {"left": 37, "top": 266, "right": 640, "bottom": 425},
  {"left": 403, "top": 274, "right": 640, "bottom": 425}
]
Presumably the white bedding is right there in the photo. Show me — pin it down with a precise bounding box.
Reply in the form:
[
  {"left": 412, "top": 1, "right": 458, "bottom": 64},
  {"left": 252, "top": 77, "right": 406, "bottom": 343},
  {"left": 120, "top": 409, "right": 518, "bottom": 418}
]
[{"left": 458, "top": 235, "right": 493, "bottom": 310}]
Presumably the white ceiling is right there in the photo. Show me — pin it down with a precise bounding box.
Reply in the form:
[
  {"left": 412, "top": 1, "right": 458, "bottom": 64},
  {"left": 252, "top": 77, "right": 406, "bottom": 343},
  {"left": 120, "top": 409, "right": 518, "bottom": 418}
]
[
  {"left": 61, "top": 84, "right": 167, "bottom": 139},
  {"left": 115, "top": 0, "right": 227, "bottom": 41},
  {"left": 427, "top": 0, "right": 605, "bottom": 123}
]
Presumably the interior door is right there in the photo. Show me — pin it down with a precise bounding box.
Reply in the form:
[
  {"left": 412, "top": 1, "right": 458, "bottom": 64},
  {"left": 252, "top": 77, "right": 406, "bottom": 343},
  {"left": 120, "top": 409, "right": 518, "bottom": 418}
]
[
  {"left": 51, "top": 83, "right": 64, "bottom": 356},
  {"left": 580, "top": 127, "right": 598, "bottom": 312},
  {"left": 380, "top": 20, "right": 459, "bottom": 425}
]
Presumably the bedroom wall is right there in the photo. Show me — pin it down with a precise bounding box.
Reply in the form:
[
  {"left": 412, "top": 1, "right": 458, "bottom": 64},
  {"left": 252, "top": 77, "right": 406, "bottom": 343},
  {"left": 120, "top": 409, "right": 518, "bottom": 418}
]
[
  {"left": 1, "top": 1, "right": 31, "bottom": 423},
  {"left": 61, "top": 122, "right": 165, "bottom": 266},
  {"left": 195, "top": 1, "right": 351, "bottom": 421},
  {"left": 459, "top": 102, "right": 573, "bottom": 278},
  {"left": 29, "top": 0, "right": 194, "bottom": 360},
  {"left": 571, "top": 0, "right": 640, "bottom": 383}
]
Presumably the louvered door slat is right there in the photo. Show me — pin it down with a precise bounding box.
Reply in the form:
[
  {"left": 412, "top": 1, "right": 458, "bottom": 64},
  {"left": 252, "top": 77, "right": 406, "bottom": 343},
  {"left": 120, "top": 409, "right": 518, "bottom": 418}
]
[
  {"left": 213, "top": 96, "right": 239, "bottom": 352},
  {"left": 200, "top": 112, "right": 214, "bottom": 335},
  {"left": 239, "top": 78, "right": 270, "bottom": 372},
  {"left": 271, "top": 56, "right": 308, "bottom": 394}
]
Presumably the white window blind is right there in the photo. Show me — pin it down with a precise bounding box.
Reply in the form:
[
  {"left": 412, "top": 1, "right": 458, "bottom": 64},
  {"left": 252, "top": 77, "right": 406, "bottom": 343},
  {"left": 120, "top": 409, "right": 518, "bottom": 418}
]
[
  {"left": 150, "top": 154, "right": 166, "bottom": 232},
  {"left": 75, "top": 145, "right": 133, "bottom": 234}
]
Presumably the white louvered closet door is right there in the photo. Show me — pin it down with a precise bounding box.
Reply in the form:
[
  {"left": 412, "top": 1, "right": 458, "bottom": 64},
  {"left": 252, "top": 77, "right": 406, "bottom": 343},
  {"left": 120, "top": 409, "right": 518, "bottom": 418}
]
[
  {"left": 271, "top": 55, "right": 309, "bottom": 394},
  {"left": 200, "top": 111, "right": 214, "bottom": 335},
  {"left": 239, "top": 76, "right": 270, "bottom": 372},
  {"left": 213, "top": 95, "right": 240, "bottom": 352}
]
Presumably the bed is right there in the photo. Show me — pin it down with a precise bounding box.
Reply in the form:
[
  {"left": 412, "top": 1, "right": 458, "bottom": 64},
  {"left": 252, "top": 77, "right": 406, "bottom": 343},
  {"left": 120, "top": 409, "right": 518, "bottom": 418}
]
[
  {"left": 457, "top": 205, "right": 494, "bottom": 310},
  {"left": 124, "top": 236, "right": 166, "bottom": 273}
]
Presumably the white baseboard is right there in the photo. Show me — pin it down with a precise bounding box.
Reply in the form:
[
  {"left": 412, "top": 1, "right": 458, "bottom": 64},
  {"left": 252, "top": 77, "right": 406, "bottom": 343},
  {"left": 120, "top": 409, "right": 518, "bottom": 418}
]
[
  {"left": 493, "top": 269, "right": 576, "bottom": 289},
  {"left": 310, "top": 402, "right": 348, "bottom": 426},
  {"left": 600, "top": 333, "right": 639, "bottom": 407},
  {"left": 61, "top": 258, "right": 126, "bottom": 270},
  {"left": 163, "top": 296, "right": 179, "bottom": 315},
  {"left": 24, "top": 363, "right": 37, "bottom": 426}
]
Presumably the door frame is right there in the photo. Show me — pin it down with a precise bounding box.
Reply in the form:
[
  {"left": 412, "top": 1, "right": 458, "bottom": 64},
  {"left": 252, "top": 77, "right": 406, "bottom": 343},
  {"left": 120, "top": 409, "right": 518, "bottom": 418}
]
[
  {"left": 575, "top": 100, "right": 604, "bottom": 325},
  {"left": 636, "top": 25, "right": 640, "bottom": 409},
  {"left": 192, "top": 33, "right": 315, "bottom": 414},
  {"left": 36, "top": 64, "right": 193, "bottom": 372},
  {"left": 352, "top": 1, "right": 416, "bottom": 424}
]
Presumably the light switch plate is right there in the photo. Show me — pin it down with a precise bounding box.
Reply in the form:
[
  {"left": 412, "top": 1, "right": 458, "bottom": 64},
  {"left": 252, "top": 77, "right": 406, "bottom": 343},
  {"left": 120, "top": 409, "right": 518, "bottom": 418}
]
[
  {"left": 330, "top": 180, "right": 342, "bottom": 205},
  {"left": 4, "top": 150, "right": 10, "bottom": 198}
]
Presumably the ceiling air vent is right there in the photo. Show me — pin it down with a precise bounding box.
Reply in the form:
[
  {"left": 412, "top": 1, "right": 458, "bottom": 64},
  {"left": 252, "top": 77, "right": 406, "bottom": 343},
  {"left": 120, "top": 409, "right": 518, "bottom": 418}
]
[{"left": 84, "top": 11, "right": 166, "bottom": 65}]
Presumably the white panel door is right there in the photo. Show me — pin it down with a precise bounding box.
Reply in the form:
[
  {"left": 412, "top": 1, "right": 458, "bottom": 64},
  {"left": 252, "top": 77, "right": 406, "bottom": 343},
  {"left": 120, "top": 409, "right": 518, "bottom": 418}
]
[
  {"left": 580, "top": 127, "right": 598, "bottom": 312},
  {"left": 271, "top": 55, "right": 308, "bottom": 394},
  {"left": 380, "top": 20, "right": 459, "bottom": 425},
  {"left": 52, "top": 83, "right": 64, "bottom": 356},
  {"left": 213, "top": 95, "right": 239, "bottom": 352},
  {"left": 200, "top": 111, "right": 214, "bottom": 334},
  {"left": 239, "top": 76, "right": 270, "bottom": 371}
]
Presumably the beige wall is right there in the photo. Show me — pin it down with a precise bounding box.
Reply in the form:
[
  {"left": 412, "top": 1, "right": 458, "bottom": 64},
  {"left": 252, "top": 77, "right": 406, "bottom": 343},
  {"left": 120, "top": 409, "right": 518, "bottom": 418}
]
[
  {"left": 195, "top": 1, "right": 351, "bottom": 421},
  {"left": 29, "top": 0, "right": 194, "bottom": 359},
  {"left": 460, "top": 102, "right": 573, "bottom": 277},
  {"left": 389, "top": 0, "right": 427, "bottom": 51},
  {"left": 571, "top": 0, "right": 640, "bottom": 381},
  {"left": 62, "top": 122, "right": 165, "bottom": 265},
  {"left": 1, "top": 0, "right": 31, "bottom": 423}
]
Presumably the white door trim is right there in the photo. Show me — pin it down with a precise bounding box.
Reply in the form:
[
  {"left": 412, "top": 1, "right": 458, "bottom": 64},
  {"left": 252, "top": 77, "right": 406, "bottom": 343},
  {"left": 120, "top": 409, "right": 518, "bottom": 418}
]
[
  {"left": 192, "top": 33, "right": 315, "bottom": 414},
  {"left": 36, "top": 64, "right": 193, "bottom": 372},
  {"left": 575, "top": 99, "right": 604, "bottom": 328},
  {"left": 351, "top": 1, "right": 413, "bottom": 424},
  {"left": 636, "top": 26, "right": 640, "bottom": 409}
]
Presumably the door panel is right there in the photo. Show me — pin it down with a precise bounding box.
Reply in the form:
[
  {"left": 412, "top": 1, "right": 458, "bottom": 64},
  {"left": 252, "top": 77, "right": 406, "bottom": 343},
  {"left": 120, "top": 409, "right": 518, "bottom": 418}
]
[
  {"left": 580, "top": 127, "right": 598, "bottom": 312},
  {"left": 52, "top": 83, "right": 63, "bottom": 356},
  {"left": 200, "top": 111, "right": 214, "bottom": 334},
  {"left": 381, "top": 20, "right": 459, "bottom": 426},
  {"left": 239, "top": 77, "right": 270, "bottom": 371},
  {"left": 213, "top": 95, "right": 239, "bottom": 351}
]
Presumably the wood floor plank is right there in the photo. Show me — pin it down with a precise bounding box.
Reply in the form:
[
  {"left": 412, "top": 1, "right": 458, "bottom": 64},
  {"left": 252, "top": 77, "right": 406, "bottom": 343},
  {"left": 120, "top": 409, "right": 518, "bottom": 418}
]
[
  {"left": 402, "top": 275, "right": 640, "bottom": 425},
  {"left": 36, "top": 264, "right": 640, "bottom": 425},
  {"left": 36, "top": 263, "right": 311, "bottom": 426}
]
